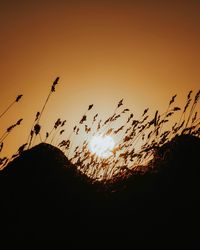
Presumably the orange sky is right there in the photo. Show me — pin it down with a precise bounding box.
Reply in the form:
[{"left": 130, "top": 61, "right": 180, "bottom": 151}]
[{"left": 0, "top": 0, "right": 200, "bottom": 157}]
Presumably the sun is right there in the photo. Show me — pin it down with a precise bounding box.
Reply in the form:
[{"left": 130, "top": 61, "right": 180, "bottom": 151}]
[{"left": 89, "top": 135, "right": 115, "bottom": 158}]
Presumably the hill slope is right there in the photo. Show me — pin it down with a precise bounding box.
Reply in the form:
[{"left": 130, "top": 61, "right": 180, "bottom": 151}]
[{"left": 0, "top": 135, "right": 200, "bottom": 242}]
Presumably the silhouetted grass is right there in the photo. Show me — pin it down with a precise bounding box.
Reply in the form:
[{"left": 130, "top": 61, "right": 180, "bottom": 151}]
[
  {"left": 0, "top": 95, "right": 23, "bottom": 168},
  {"left": 0, "top": 78, "right": 199, "bottom": 179},
  {"left": 27, "top": 77, "right": 60, "bottom": 149},
  {"left": 0, "top": 94, "right": 23, "bottom": 119}
]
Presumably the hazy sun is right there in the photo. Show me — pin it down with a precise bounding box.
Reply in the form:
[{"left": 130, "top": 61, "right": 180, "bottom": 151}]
[{"left": 89, "top": 135, "right": 115, "bottom": 158}]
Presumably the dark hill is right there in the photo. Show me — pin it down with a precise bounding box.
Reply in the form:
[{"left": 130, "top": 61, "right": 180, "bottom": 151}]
[{"left": 0, "top": 135, "right": 200, "bottom": 243}]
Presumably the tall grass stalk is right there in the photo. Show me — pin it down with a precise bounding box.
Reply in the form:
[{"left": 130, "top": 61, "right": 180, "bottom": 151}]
[{"left": 0, "top": 95, "right": 23, "bottom": 120}]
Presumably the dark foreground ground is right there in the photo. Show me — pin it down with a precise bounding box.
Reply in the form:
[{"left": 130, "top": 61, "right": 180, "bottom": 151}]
[{"left": 0, "top": 134, "right": 200, "bottom": 244}]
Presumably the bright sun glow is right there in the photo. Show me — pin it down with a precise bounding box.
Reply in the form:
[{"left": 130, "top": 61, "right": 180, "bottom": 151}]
[{"left": 89, "top": 135, "right": 115, "bottom": 158}]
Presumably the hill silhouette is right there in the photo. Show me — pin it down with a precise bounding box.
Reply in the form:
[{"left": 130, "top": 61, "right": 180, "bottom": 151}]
[{"left": 0, "top": 134, "right": 200, "bottom": 243}]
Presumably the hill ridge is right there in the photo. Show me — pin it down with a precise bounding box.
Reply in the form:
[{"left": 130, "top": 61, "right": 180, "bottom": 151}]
[{"left": 0, "top": 134, "right": 200, "bottom": 241}]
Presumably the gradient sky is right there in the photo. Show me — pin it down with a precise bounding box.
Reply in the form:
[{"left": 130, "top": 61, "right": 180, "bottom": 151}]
[{"left": 0, "top": 0, "right": 200, "bottom": 156}]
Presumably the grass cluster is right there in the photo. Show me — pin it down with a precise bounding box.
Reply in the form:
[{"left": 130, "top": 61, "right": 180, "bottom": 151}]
[{"left": 0, "top": 78, "right": 199, "bottom": 181}]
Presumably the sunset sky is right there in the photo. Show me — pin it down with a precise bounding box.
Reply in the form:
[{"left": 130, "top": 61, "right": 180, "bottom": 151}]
[{"left": 0, "top": 0, "right": 200, "bottom": 157}]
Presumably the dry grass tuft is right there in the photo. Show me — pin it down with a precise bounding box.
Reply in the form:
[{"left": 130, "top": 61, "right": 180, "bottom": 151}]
[{"left": 0, "top": 79, "right": 199, "bottom": 180}]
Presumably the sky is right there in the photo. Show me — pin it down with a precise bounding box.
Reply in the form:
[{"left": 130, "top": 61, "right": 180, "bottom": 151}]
[{"left": 0, "top": 0, "right": 200, "bottom": 157}]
